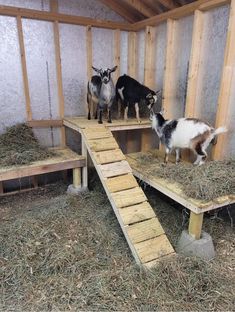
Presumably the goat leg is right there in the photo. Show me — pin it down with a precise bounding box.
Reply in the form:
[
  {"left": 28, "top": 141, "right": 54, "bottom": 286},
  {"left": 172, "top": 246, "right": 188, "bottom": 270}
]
[
  {"left": 175, "top": 148, "right": 181, "bottom": 164},
  {"left": 135, "top": 103, "right": 141, "bottom": 123},
  {"left": 124, "top": 106, "right": 128, "bottom": 122},
  {"left": 107, "top": 108, "right": 112, "bottom": 123},
  {"left": 164, "top": 147, "right": 170, "bottom": 164},
  {"left": 98, "top": 107, "right": 103, "bottom": 124}
]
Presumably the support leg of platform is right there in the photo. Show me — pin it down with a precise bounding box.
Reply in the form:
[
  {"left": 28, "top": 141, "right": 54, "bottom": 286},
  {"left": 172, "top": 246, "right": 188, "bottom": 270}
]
[
  {"left": 73, "top": 168, "right": 81, "bottom": 188},
  {"left": 82, "top": 138, "right": 88, "bottom": 189},
  {"left": 188, "top": 211, "right": 203, "bottom": 240},
  {"left": 0, "top": 181, "right": 3, "bottom": 194}
]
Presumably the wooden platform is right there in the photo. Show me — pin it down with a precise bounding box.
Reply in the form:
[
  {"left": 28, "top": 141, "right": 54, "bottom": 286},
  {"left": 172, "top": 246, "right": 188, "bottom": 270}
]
[
  {"left": 63, "top": 116, "right": 151, "bottom": 132},
  {"left": 0, "top": 147, "right": 85, "bottom": 195},
  {"left": 126, "top": 151, "right": 235, "bottom": 215},
  {"left": 81, "top": 124, "right": 175, "bottom": 267}
]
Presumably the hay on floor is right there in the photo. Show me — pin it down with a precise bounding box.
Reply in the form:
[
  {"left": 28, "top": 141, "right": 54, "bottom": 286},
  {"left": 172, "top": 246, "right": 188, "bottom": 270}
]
[
  {"left": 136, "top": 150, "right": 235, "bottom": 201},
  {"left": 0, "top": 123, "right": 55, "bottom": 167}
]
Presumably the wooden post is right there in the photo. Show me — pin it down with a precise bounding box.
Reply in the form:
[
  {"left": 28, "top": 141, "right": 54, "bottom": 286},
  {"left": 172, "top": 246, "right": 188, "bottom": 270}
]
[
  {"left": 73, "top": 168, "right": 81, "bottom": 188},
  {"left": 128, "top": 31, "right": 137, "bottom": 79},
  {"left": 188, "top": 212, "right": 204, "bottom": 240},
  {"left": 162, "top": 18, "right": 178, "bottom": 120},
  {"left": 86, "top": 25, "right": 93, "bottom": 117},
  {"left": 31, "top": 176, "right": 38, "bottom": 188},
  {"left": 0, "top": 182, "right": 3, "bottom": 194},
  {"left": 144, "top": 26, "right": 156, "bottom": 89},
  {"left": 212, "top": 0, "right": 235, "bottom": 160},
  {"left": 142, "top": 26, "right": 156, "bottom": 152},
  {"left": 114, "top": 29, "right": 121, "bottom": 83},
  {"left": 82, "top": 139, "right": 88, "bottom": 188},
  {"left": 185, "top": 10, "right": 204, "bottom": 118},
  {"left": 16, "top": 15, "right": 32, "bottom": 121},
  {"left": 50, "top": 0, "right": 66, "bottom": 146}
]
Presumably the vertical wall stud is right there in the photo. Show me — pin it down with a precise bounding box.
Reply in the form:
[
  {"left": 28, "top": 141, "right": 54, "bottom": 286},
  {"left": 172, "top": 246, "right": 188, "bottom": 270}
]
[
  {"left": 86, "top": 25, "right": 93, "bottom": 117},
  {"left": 50, "top": 0, "right": 65, "bottom": 146},
  {"left": 185, "top": 10, "right": 204, "bottom": 118},
  {"left": 213, "top": 0, "right": 235, "bottom": 160},
  {"left": 162, "top": 18, "right": 178, "bottom": 120},
  {"left": 17, "top": 15, "right": 32, "bottom": 121},
  {"left": 128, "top": 31, "right": 137, "bottom": 79},
  {"left": 114, "top": 29, "right": 121, "bottom": 83}
]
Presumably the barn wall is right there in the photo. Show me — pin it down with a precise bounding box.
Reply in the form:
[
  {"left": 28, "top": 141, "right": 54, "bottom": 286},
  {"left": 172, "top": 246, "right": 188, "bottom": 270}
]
[{"left": 0, "top": 0, "right": 124, "bottom": 146}]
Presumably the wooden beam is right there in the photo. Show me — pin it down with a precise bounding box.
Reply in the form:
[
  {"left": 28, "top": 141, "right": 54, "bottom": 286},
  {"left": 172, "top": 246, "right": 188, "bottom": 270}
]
[
  {"left": 213, "top": 0, "right": 235, "bottom": 160},
  {"left": 124, "top": 0, "right": 156, "bottom": 17},
  {"left": 156, "top": 0, "right": 177, "bottom": 10},
  {"left": 133, "top": 0, "right": 230, "bottom": 30},
  {"left": 162, "top": 19, "right": 178, "bottom": 119},
  {"left": 27, "top": 119, "right": 63, "bottom": 128},
  {"left": 16, "top": 15, "right": 32, "bottom": 121},
  {"left": 185, "top": 10, "right": 204, "bottom": 118},
  {"left": 128, "top": 31, "right": 137, "bottom": 79},
  {"left": 144, "top": 26, "right": 156, "bottom": 89},
  {"left": 86, "top": 26, "right": 93, "bottom": 81},
  {"left": 0, "top": 5, "right": 133, "bottom": 31},
  {"left": 51, "top": 0, "right": 65, "bottom": 146},
  {"left": 99, "top": 0, "right": 138, "bottom": 23},
  {"left": 113, "top": 29, "right": 121, "bottom": 83},
  {"left": 188, "top": 211, "right": 204, "bottom": 240}
]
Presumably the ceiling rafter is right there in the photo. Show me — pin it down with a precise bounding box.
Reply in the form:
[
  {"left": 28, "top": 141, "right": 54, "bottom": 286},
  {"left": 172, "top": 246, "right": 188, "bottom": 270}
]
[
  {"left": 99, "top": 0, "right": 139, "bottom": 23},
  {"left": 123, "top": 0, "right": 157, "bottom": 17},
  {"left": 155, "top": 0, "right": 178, "bottom": 10},
  {"left": 143, "top": 0, "right": 165, "bottom": 14}
]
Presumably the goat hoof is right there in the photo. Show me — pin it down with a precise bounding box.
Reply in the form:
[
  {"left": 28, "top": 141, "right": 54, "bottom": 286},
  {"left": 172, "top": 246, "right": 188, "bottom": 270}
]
[
  {"left": 108, "top": 120, "right": 112, "bottom": 123},
  {"left": 98, "top": 120, "right": 103, "bottom": 124}
]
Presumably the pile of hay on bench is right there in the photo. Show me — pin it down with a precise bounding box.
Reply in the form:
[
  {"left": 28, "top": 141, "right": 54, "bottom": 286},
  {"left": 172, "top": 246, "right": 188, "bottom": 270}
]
[
  {"left": 0, "top": 123, "right": 55, "bottom": 167},
  {"left": 137, "top": 151, "right": 235, "bottom": 201}
]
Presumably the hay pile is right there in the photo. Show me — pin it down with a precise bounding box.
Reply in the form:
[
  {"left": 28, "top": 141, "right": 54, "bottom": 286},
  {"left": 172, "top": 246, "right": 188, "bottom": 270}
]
[
  {"left": 137, "top": 151, "right": 235, "bottom": 201},
  {"left": 0, "top": 123, "right": 55, "bottom": 167},
  {"left": 0, "top": 181, "right": 234, "bottom": 311}
]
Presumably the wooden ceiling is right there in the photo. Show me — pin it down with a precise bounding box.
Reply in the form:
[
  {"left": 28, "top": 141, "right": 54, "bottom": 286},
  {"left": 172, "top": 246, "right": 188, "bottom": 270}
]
[{"left": 99, "top": 0, "right": 196, "bottom": 23}]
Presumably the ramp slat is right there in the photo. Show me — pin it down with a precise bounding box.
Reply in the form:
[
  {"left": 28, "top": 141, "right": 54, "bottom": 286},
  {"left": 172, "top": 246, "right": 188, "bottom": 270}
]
[
  {"left": 88, "top": 137, "right": 118, "bottom": 151},
  {"left": 94, "top": 149, "right": 126, "bottom": 164},
  {"left": 83, "top": 128, "right": 112, "bottom": 140},
  {"left": 118, "top": 202, "right": 156, "bottom": 225},
  {"left": 98, "top": 160, "right": 132, "bottom": 178},
  {"left": 127, "top": 218, "right": 165, "bottom": 244},
  {"left": 134, "top": 235, "right": 175, "bottom": 263},
  {"left": 112, "top": 187, "right": 147, "bottom": 208},
  {"left": 105, "top": 174, "right": 138, "bottom": 193}
]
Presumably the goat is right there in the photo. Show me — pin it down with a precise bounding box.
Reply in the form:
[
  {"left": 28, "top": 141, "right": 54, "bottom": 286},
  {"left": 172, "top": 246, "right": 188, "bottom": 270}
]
[
  {"left": 116, "top": 75, "right": 160, "bottom": 123},
  {"left": 87, "top": 66, "right": 117, "bottom": 124},
  {"left": 150, "top": 112, "right": 227, "bottom": 165}
]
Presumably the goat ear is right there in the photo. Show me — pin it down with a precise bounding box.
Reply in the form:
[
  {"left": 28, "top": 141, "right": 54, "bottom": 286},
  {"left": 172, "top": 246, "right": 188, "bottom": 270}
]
[
  {"left": 156, "top": 89, "right": 162, "bottom": 95},
  {"left": 109, "top": 65, "right": 117, "bottom": 73},
  {"left": 146, "top": 93, "right": 152, "bottom": 99},
  {"left": 92, "top": 66, "right": 99, "bottom": 73}
]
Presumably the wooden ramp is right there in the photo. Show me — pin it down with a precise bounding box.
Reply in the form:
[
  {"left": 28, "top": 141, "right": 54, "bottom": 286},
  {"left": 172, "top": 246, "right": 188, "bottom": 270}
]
[{"left": 81, "top": 125, "right": 175, "bottom": 268}]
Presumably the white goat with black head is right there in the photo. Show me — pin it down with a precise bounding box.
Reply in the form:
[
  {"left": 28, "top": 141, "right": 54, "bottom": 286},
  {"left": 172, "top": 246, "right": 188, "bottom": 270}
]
[
  {"left": 87, "top": 66, "right": 117, "bottom": 124},
  {"left": 150, "top": 112, "right": 227, "bottom": 165}
]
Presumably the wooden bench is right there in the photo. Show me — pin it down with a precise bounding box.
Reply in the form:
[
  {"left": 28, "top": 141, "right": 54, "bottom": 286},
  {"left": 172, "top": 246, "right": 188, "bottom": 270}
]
[{"left": 0, "top": 147, "right": 86, "bottom": 195}]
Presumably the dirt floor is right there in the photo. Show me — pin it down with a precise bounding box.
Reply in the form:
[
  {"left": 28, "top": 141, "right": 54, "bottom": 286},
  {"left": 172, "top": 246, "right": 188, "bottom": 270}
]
[{"left": 0, "top": 174, "right": 235, "bottom": 311}]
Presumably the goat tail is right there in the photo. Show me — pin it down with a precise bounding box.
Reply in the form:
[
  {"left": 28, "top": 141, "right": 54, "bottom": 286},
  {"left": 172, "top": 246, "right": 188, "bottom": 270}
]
[{"left": 214, "top": 126, "right": 227, "bottom": 136}]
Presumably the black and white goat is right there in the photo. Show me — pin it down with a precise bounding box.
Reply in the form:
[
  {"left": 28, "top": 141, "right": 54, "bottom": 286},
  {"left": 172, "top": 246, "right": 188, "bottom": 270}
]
[
  {"left": 116, "top": 75, "right": 160, "bottom": 123},
  {"left": 151, "top": 112, "right": 227, "bottom": 165},
  {"left": 87, "top": 66, "right": 117, "bottom": 124}
]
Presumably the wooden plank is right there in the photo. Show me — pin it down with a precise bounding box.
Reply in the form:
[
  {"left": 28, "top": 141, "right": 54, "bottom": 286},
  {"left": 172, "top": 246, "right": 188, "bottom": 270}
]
[
  {"left": 162, "top": 18, "right": 178, "bottom": 120},
  {"left": 127, "top": 218, "right": 165, "bottom": 244},
  {"left": 0, "top": 148, "right": 85, "bottom": 182},
  {"left": 144, "top": 253, "right": 176, "bottom": 269},
  {"left": 88, "top": 137, "right": 119, "bottom": 151},
  {"left": 185, "top": 10, "right": 204, "bottom": 118},
  {"left": 213, "top": 0, "right": 235, "bottom": 160},
  {"left": 141, "top": 128, "right": 153, "bottom": 152},
  {"left": 133, "top": 0, "right": 230, "bottom": 30},
  {"left": 0, "top": 181, "right": 3, "bottom": 194},
  {"left": 16, "top": 15, "right": 32, "bottom": 121},
  {"left": 86, "top": 26, "right": 93, "bottom": 82},
  {"left": 113, "top": 29, "right": 121, "bottom": 84},
  {"left": 105, "top": 174, "right": 138, "bottom": 193},
  {"left": 51, "top": 0, "right": 65, "bottom": 147},
  {"left": 31, "top": 176, "right": 38, "bottom": 188},
  {"left": 128, "top": 31, "right": 137, "bottom": 79},
  {"left": 188, "top": 212, "right": 204, "bottom": 240},
  {"left": 156, "top": 0, "right": 177, "bottom": 9},
  {"left": 144, "top": 26, "right": 156, "bottom": 89},
  {"left": 82, "top": 139, "right": 88, "bottom": 188},
  {"left": 112, "top": 187, "right": 147, "bottom": 208},
  {"left": 27, "top": 119, "right": 63, "bottom": 128},
  {"left": 119, "top": 201, "right": 156, "bottom": 225},
  {"left": 99, "top": 160, "right": 132, "bottom": 178},
  {"left": 99, "top": 0, "right": 138, "bottom": 23},
  {"left": 124, "top": 0, "right": 156, "bottom": 17},
  {"left": 93, "top": 149, "right": 126, "bottom": 164},
  {"left": 0, "top": 5, "right": 133, "bottom": 30},
  {"left": 83, "top": 127, "right": 112, "bottom": 140},
  {"left": 135, "top": 235, "right": 175, "bottom": 263}
]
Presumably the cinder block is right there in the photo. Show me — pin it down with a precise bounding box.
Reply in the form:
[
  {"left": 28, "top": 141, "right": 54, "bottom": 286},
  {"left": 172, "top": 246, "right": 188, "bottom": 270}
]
[
  {"left": 177, "top": 230, "right": 215, "bottom": 260},
  {"left": 67, "top": 184, "right": 88, "bottom": 195}
]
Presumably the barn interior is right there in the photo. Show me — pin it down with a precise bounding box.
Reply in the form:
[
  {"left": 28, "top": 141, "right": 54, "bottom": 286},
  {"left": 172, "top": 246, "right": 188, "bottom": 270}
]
[{"left": 0, "top": 0, "right": 235, "bottom": 310}]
